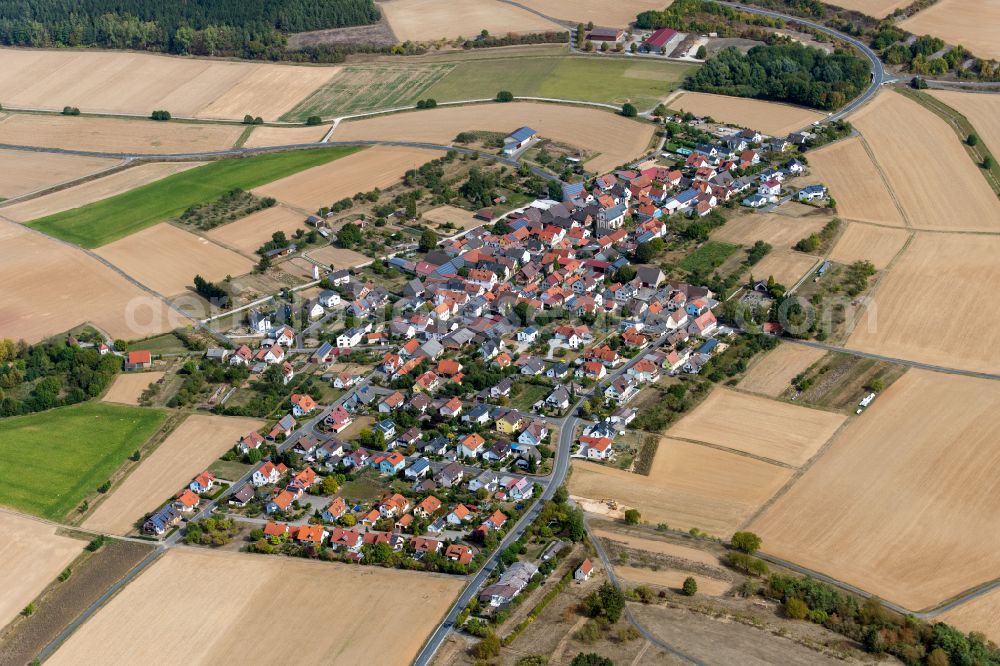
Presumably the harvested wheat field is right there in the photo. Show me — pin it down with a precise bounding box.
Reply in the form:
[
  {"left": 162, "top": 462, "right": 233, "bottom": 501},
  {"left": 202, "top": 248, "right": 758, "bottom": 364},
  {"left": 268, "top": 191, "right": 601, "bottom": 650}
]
[
  {"left": 379, "top": 0, "right": 561, "bottom": 42},
  {"left": 422, "top": 204, "right": 484, "bottom": 232},
  {"left": 746, "top": 249, "right": 818, "bottom": 289},
  {"left": 852, "top": 91, "right": 1000, "bottom": 231},
  {"left": 254, "top": 145, "right": 437, "bottom": 211},
  {"left": 206, "top": 205, "right": 309, "bottom": 256},
  {"left": 83, "top": 415, "right": 262, "bottom": 535},
  {"left": 96, "top": 224, "right": 254, "bottom": 297},
  {"left": 0, "top": 48, "right": 338, "bottom": 121},
  {"left": 938, "top": 588, "right": 1000, "bottom": 644},
  {"left": 828, "top": 222, "right": 910, "bottom": 269},
  {"left": 615, "top": 567, "right": 731, "bottom": 595},
  {"left": 242, "top": 125, "right": 329, "bottom": 148},
  {"left": 822, "top": 0, "right": 910, "bottom": 17},
  {"left": 592, "top": 529, "right": 721, "bottom": 568},
  {"left": 806, "top": 137, "right": 905, "bottom": 227},
  {"left": 309, "top": 244, "right": 372, "bottom": 269},
  {"left": 517, "top": 0, "right": 670, "bottom": 24},
  {"left": 900, "top": 0, "right": 1000, "bottom": 60},
  {"left": 0, "top": 511, "right": 82, "bottom": 629},
  {"left": 667, "top": 388, "right": 844, "bottom": 467},
  {"left": 712, "top": 211, "right": 828, "bottom": 250},
  {"left": 101, "top": 372, "right": 165, "bottom": 406},
  {"left": 48, "top": 548, "right": 462, "bottom": 665},
  {"left": 737, "top": 344, "right": 827, "bottom": 397},
  {"left": 751, "top": 370, "right": 1000, "bottom": 610},
  {"left": 1, "top": 163, "right": 200, "bottom": 222},
  {"left": 571, "top": 442, "right": 792, "bottom": 537},
  {"left": 929, "top": 89, "right": 1000, "bottom": 157},
  {"left": 0, "top": 150, "right": 118, "bottom": 200},
  {"left": 333, "top": 102, "right": 654, "bottom": 173},
  {"left": 669, "top": 92, "right": 824, "bottom": 136},
  {"left": 847, "top": 233, "right": 1000, "bottom": 373},
  {"left": 0, "top": 221, "right": 174, "bottom": 343},
  {"left": 0, "top": 115, "right": 242, "bottom": 155}
]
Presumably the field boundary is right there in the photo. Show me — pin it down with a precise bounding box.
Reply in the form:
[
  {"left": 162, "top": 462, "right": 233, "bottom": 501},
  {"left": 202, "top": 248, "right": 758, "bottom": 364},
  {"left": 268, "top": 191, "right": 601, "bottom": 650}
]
[
  {"left": 664, "top": 434, "right": 797, "bottom": 470},
  {"left": 854, "top": 134, "right": 913, "bottom": 229}
]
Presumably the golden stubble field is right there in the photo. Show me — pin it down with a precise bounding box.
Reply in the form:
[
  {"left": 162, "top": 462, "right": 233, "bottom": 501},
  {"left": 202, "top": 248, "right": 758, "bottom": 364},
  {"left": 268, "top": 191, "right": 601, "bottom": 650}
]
[
  {"left": 101, "top": 371, "right": 166, "bottom": 406},
  {"left": 308, "top": 245, "right": 373, "bottom": 270},
  {"left": 668, "top": 92, "right": 824, "bottom": 136},
  {"left": 242, "top": 125, "right": 329, "bottom": 148},
  {"left": 928, "top": 89, "right": 1000, "bottom": 158},
  {"left": 333, "top": 102, "right": 654, "bottom": 173},
  {"left": 95, "top": 224, "right": 255, "bottom": 298},
  {"left": 938, "top": 587, "right": 1000, "bottom": 644},
  {"left": 0, "top": 150, "right": 119, "bottom": 200},
  {"left": 379, "top": 0, "right": 561, "bottom": 42},
  {"left": 851, "top": 91, "right": 1000, "bottom": 231},
  {"left": 847, "top": 232, "right": 1000, "bottom": 373},
  {"left": 422, "top": 204, "right": 484, "bottom": 232},
  {"left": 711, "top": 211, "right": 828, "bottom": 250},
  {"left": 206, "top": 205, "right": 309, "bottom": 257},
  {"left": 0, "top": 221, "right": 174, "bottom": 343},
  {"left": 806, "top": 137, "right": 905, "bottom": 227},
  {"left": 667, "top": 388, "right": 844, "bottom": 467},
  {"left": 0, "top": 114, "right": 243, "bottom": 154},
  {"left": 900, "top": 0, "right": 1000, "bottom": 60},
  {"left": 82, "top": 415, "right": 263, "bottom": 535},
  {"left": 1, "top": 162, "right": 201, "bottom": 222},
  {"left": 751, "top": 369, "right": 1000, "bottom": 611},
  {"left": 0, "top": 511, "right": 82, "bottom": 629},
  {"left": 737, "top": 344, "right": 827, "bottom": 397},
  {"left": 515, "top": 0, "right": 671, "bottom": 24},
  {"left": 0, "top": 48, "right": 338, "bottom": 121},
  {"left": 822, "top": 0, "right": 910, "bottom": 17},
  {"left": 253, "top": 145, "right": 438, "bottom": 212},
  {"left": 828, "top": 222, "right": 910, "bottom": 270},
  {"left": 48, "top": 548, "right": 463, "bottom": 665},
  {"left": 747, "top": 249, "right": 818, "bottom": 288}
]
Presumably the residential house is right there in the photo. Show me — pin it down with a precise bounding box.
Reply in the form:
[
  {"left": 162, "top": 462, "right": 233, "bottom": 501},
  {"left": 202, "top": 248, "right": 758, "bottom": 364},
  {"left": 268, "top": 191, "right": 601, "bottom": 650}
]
[{"left": 576, "top": 559, "right": 594, "bottom": 581}]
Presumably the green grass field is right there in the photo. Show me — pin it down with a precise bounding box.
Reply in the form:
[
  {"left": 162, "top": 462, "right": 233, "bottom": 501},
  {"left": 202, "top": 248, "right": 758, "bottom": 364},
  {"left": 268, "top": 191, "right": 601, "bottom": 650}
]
[
  {"left": 28, "top": 146, "right": 362, "bottom": 248},
  {"left": 680, "top": 240, "right": 739, "bottom": 275},
  {"left": 0, "top": 402, "right": 167, "bottom": 520}
]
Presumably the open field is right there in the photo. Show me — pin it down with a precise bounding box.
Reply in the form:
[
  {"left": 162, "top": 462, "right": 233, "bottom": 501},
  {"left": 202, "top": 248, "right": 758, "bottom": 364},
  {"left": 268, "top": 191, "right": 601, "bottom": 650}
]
[
  {"left": 752, "top": 369, "right": 1000, "bottom": 610},
  {"left": 828, "top": 222, "right": 909, "bottom": 269},
  {"left": 928, "top": 89, "right": 1000, "bottom": 158},
  {"left": 667, "top": 388, "right": 845, "bottom": 467},
  {"left": 938, "top": 587, "right": 1000, "bottom": 644},
  {"left": 379, "top": 0, "right": 561, "bottom": 42},
  {"left": 846, "top": 233, "right": 1000, "bottom": 374},
  {"left": 668, "top": 92, "right": 824, "bottom": 136},
  {"left": 851, "top": 91, "right": 1000, "bottom": 231},
  {"left": 101, "top": 372, "right": 165, "bottom": 406},
  {"left": 0, "top": 114, "right": 242, "bottom": 155},
  {"left": 615, "top": 566, "right": 731, "bottom": 595},
  {"left": 516, "top": 0, "right": 670, "bottom": 24},
  {"left": 0, "top": 512, "right": 82, "bottom": 630},
  {"left": 822, "top": 0, "right": 910, "bottom": 17},
  {"left": 745, "top": 249, "right": 818, "bottom": 290},
  {"left": 308, "top": 245, "right": 373, "bottom": 269},
  {"left": 737, "top": 344, "right": 827, "bottom": 397},
  {"left": 592, "top": 529, "right": 721, "bottom": 567},
  {"left": 1, "top": 162, "right": 200, "bottom": 222},
  {"left": 0, "top": 48, "right": 338, "bottom": 121},
  {"left": 83, "top": 415, "right": 263, "bottom": 535},
  {"left": 806, "top": 137, "right": 905, "bottom": 227},
  {"left": 254, "top": 145, "right": 438, "bottom": 211},
  {"left": 206, "top": 205, "right": 309, "bottom": 256},
  {"left": 334, "top": 102, "right": 653, "bottom": 173},
  {"left": 900, "top": 0, "right": 1000, "bottom": 60},
  {"left": 0, "top": 221, "right": 175, "bottom": 343},
  {"left": 571, "top": 442, "right": 792, "bottom": 537},
  {"left": 242, "top": 125, "right": 329, "bottom": 148},
  {"left": 422, "top": 205, "right": 483, "bottom": 232},
  {"left": 28, "top": 147, "right": 360, "bottom": 248},
  {"left": 0, "top": 402, "right": 166, "bottom": 521},
  {"left": 96, "top": 224, "right": 254, "bottom": 297},
  {"left": 711, "top": 211, "right": 828, "bottom": 250},
  {"left": 0, "top": 150, "right": 118, "bottom": 200},
  {"left": 49, "top": 548, "right": 462, "bottom": 665}
]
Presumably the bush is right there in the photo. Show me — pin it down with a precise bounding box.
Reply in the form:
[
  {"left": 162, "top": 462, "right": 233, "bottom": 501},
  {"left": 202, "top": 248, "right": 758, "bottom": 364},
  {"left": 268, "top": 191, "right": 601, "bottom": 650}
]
[
  {"left": 61, "top": 106, "right": 81, "bottom": 115},
  {"left": 150, "top": 110, "right": 171, "bottom": 121},
  {"left": 473, "top": 632, "right": 501, "bottom": 659},
  {"left": 495, "top": 90, "right": 514, "bottom": 103},
  {"left": 967, "top": 134, "right": 979, "bottom": 146},
  {"left": 305, "top": 115, "right": 322, "bottom": 126},
  {"left": 682, "top": 576, "right": 698, "bottom": 596},
  {"left": 784, "top": 597, "right": 809, "bottom": 619},
  {"left": 731, "top": 531, "right": 761, "bottom": 554},
  {"left": 621, "top": 102, "right": 638, "bottom": 117},
  {"left": 623, "top": 509, "right": 641, "bottom": 525}
]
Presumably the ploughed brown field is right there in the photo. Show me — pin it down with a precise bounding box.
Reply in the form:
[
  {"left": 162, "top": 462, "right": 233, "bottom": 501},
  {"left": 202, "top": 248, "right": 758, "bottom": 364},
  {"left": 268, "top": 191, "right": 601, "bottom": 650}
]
[
  {"left": 737, "top": 343, "right": 827, "bottom": 397},
  {"left": 0, "top": 48, "right": 339, "bottom": 121},
  {"left": 900, "top": 0, "right": 1000, "bottom": 60},
  {"left": 751, "top": 369, "right": 1000, "bottom": 611},
  {"left": 332, "top": 102, "right": 654, "bottom": 173},
  {"left": 47, "top": 548, "right": 463, "bottom": 665},
  {"left": 82, "top": 415, "right": 263, "bottom": 535},
  {"left": 850, "top": 91, "right": 1000, "bottom": 232},
  {"left": 0, "top": 150, "right": 119, "bottom": 200},
  {"left": 668, "top": 92, "right": 824, "bottom": 137},
  {"left": 0, "top": 511, "right": 82, "bottom": 629},
  {"left": 379, "top": 0, "right": 561, "bottom": 42},
  {"left": 806, "top": 137, "right": 905, "bottom": 227},
  {"left": 846, "top": 232, "right": 1000, "bottom": 374},
  {"left": 100, "top": 371, "right": 165, "bottom": 406},
  {"left": 827, "top": 222, "right": 910, "bottom": 270},
  {"left": 205, "top": 205, "right": 310, "bottom": 257}
]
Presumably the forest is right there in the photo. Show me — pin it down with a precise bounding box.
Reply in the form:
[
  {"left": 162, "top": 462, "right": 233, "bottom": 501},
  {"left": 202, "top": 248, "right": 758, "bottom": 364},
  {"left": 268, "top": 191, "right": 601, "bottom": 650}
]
[
  {"left": 0, "top": 0, "right": 380, "bottom": 58},
  {"left": 684, "top": 43, "right": 870, "bottom": 110}
]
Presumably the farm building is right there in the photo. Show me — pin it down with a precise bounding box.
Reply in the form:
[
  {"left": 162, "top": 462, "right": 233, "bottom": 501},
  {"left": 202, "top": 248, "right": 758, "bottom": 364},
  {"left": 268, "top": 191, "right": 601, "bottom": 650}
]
[
  {"left": 587, "top": 27, "right": 625, "bottom": 42},
  {"left": 643, "top": 28, "right": 680, "bottom": 53},
  {"left": 502, "top": 127, "right": 538, "bottom": 156},
  {"left": 124, "top": 350, "right": 152, "bottom": 371}
]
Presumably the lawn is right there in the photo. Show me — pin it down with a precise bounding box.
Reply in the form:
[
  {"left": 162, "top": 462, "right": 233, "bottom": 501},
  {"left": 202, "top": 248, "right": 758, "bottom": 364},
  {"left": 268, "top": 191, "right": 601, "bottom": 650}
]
[
  {"left": 27, "top": 147, "right": 363, "bottom": 248},
  {"left": 511, "top": 382, "right": 550, "bottom": 411},
  {"left": 0, "top": 402, "right": 167, "bottom": 520},
  {"left": 679, "top": 240, "right": 739, "bottom": 275}
]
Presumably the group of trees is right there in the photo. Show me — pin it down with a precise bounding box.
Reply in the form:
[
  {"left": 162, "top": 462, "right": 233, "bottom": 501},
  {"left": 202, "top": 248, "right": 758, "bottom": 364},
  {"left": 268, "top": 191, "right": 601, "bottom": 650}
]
[
  {"left": 192, "top": 274, "right": 229, "bottom": 307},
  {"left": 685, "top": 43, "right": 870, "bottom": 110}
]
